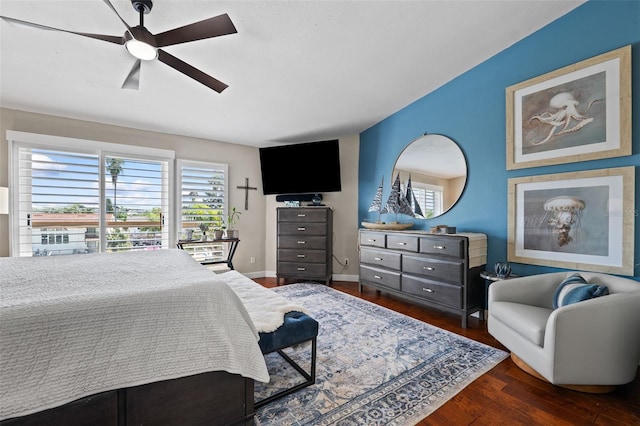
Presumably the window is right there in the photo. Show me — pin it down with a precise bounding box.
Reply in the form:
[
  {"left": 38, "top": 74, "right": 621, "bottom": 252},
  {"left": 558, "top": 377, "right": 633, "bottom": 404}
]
[
  {"left": 8, "top": 131, "right": 174, "bottom": 257},
  {"left": 105, "top": 156, "right": 169, "bottom": 252},
  {"left": 411, "top": 183, "right": 443, "bottom": 218},
  {"left": 176, "top": 160, "right": 228, "bottom": 263}
]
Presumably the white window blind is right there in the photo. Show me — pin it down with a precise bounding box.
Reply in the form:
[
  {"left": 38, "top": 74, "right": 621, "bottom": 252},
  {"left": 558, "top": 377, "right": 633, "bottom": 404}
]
[
  {"left": 18, "top": 148, "right": 101, "bottom": 257},
  {"left": 412, "top": 184, "right": 443, "bottom": 218},
  {"left": 105, "top": 156, "right": 170, "bottom": 253},
  {"left": 177, "top": 160, "right": 228, "bottom": 263},
  {"left": 8, "top": 131, "right": 174, "bottom": 257}
]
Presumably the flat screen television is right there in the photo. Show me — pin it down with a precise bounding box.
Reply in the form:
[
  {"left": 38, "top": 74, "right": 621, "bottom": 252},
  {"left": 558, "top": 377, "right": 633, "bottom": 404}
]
[{"left": 259, "top": 139, "right": 342, "bottom": 196}]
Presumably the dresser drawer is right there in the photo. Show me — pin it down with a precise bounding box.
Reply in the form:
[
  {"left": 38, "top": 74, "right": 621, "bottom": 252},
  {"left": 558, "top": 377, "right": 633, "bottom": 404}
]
[
  {"left": 419, "top": 237, "right": 465, "bottom": 258},
  {"left": 278, "top": 208, "right": 328, "bottom": 222},
  {"left": 278, "top": 249, "right": 326, "bottom": 263},
  {"left": 278, "top": 235, "right": 327, "bottom": 250},
  {"left": 402, "top": 254, "right": 464, "bottom": 284},
  {"left": 360, "top": 247, "right": 401, "bottom": 270},
  {"left": 278, "top": 262, "right": 327, "bottom": 277},
  {"left": 359, "top": 231, "right": 386, "bottom": 248},
  {"left": 359, "top": 265, "right": 401, "bottom": 291},
  {"left": 402, "top": 275, "right": 462, "bottom": 308},
  {"left": 278, "top": 222, "right": 327, "bottom": 235},
  {"left": 386, "top": 234, "right": 418, "bottom": 252}
]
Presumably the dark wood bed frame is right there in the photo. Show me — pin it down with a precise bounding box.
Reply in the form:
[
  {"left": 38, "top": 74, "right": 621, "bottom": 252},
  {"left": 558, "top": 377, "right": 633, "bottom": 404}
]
[{"left": 1, "top": 371, "right": 254, "bottom": 426}]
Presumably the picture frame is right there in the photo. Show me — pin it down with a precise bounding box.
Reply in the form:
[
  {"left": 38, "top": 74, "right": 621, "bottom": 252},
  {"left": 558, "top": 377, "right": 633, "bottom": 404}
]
[
  {"left": 506, "top": 45, "right": 631, "bottom": 170},
  {"left": 507, "top": 166, "right": 635, "bottom": 276}
]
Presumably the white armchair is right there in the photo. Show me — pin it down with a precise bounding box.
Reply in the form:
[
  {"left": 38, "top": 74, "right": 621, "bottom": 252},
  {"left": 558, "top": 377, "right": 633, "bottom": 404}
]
[{"left": 488, "top": 271, "right": 640, "bottom": 393}]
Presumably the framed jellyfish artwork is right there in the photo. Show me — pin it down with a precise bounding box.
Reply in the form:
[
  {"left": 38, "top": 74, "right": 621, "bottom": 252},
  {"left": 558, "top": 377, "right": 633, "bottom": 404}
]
[
  {"left": 506, "top": 45, "right": 631, "bottom": 170},
  {"left": 507, "top": 167, "right": 635, "bottom": 275}
]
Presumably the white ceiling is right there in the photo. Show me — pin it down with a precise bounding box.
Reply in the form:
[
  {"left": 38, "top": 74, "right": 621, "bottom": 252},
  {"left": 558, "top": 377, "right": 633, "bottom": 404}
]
[{"left": 0, "top": 0, "right": 584, "bottom": 148}]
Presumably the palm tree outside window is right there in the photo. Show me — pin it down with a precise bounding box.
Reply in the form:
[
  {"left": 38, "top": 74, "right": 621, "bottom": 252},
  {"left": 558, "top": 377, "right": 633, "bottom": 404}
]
[{"left": 107, "top": 158, "right": 124, "bottom": 221}]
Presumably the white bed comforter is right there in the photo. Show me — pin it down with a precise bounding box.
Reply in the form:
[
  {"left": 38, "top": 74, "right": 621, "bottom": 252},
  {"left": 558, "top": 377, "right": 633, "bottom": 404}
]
[{"left": 0, "top": 250, "right": 269, "bottom": 421}]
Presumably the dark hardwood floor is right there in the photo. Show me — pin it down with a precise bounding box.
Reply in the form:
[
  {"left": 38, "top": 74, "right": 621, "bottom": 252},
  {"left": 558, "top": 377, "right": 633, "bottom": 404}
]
[{"left": 253, "top": 277, "right": 640, "bottom": 426}]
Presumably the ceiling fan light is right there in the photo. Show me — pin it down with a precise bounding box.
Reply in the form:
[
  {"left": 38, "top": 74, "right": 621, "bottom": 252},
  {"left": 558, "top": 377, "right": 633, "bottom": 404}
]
[{"left": 125, "top": 39, "right": 157, "bottom": 60}]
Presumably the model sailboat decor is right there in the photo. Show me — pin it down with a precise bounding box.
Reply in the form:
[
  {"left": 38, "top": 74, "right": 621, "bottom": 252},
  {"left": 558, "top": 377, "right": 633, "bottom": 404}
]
[
  {"left": 405, "top": 174, "right": 424, "bottom": 218},
  {"left": 362, "top": 174, "right": 415, "bottom": 230},
  {"left": 367, "top": 176, "right": 385, "bottom": 222}
]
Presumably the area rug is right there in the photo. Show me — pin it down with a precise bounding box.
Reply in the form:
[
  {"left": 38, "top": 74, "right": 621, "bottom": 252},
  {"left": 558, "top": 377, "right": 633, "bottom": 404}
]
[{"left": 254, "top": 283, "right": 508, "bottom": 426}]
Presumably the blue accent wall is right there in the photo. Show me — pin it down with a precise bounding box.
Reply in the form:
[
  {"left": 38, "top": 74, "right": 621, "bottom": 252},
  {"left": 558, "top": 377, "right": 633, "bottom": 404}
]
[{"left": 359, "top": 1, "right": 640, "bottom": 279}]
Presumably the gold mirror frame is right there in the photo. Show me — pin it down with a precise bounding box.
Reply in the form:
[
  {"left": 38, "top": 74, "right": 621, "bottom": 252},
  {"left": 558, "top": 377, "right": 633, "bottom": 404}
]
[{"left": 392, "top": 134, "right": 467, "bottom": 219}]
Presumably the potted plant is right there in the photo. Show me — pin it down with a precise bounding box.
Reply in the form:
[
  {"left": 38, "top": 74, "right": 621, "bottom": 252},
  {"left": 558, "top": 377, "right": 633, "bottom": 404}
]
[
  {"left": 225, "top": 207, "right": 241, "bottom": 239},
  {"left": 212, "top": 222, "right": 224, "bottom": 240},
  {"left": 198, "top": 223, "right": 209, "bottom": 241}
]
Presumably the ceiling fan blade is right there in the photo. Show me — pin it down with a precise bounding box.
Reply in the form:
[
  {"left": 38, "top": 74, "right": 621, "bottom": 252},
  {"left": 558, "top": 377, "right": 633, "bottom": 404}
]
[
  {"left": 122, "top": 59, "right": 141, "bottom": 90},
  {"left": 102, "top": 0, "right": 131, "bottom": 31},
  {"left": 0, "top": 16, "right": 125, "bottom": 44},
  {"left": 157, "top": 49, "right": 228, "bottom": 93},
  {"left": 154, "top": 13, "right": 237, "bottom": 48}
]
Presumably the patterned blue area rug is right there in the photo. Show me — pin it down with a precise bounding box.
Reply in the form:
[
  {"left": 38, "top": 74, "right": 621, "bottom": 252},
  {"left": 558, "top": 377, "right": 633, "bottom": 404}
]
[{"left": 255, "top": 284, "right": 508, "bottom": 426}]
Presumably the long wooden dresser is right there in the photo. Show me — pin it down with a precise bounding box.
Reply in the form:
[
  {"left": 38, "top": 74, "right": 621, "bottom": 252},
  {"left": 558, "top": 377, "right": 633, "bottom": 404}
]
[
  {"left": 358, "top": 229, "right": 487, "bottom": 328},
  {"left": 277, "top": 207, "right": 333, "bottom": 285}
]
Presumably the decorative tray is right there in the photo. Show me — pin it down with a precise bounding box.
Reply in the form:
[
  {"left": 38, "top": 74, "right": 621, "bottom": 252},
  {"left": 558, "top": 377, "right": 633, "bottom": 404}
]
[{"left": 361, "top": 221, "right": 413, "bottom": 230}]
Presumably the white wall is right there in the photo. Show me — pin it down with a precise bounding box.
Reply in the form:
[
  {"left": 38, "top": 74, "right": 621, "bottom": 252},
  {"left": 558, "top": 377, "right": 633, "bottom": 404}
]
[{"left": 0, "top": 108, "right": 360, "bottom": 281}]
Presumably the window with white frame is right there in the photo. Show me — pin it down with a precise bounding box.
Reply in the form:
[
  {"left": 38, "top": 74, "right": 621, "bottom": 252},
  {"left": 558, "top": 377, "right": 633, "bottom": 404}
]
[
  {"left": 176, "top": 160, "right": 228, "bottom": 263},
  {"left": 104, "top": 156, "right": 170, "bottom": 252},
  {"left": 8, "top": 131, "right": 173, "bottom": 257}
]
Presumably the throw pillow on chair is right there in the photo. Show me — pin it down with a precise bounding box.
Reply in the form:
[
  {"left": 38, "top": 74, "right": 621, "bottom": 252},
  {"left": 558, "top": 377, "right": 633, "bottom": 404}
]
[{"left": 552, "top": 273, "right": 609, "bottom": 309}]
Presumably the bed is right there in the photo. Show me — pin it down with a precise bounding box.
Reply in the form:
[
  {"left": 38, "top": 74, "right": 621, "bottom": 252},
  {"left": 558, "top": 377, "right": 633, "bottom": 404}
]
[{"left": 0, "top": 249, "right": 269, "bottom": 425}]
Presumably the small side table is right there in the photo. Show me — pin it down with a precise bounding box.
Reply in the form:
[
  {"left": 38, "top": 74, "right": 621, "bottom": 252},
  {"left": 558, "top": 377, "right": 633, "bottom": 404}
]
[
  {"left": 480, "top": 271, "right": 519, "bottom": 282},
  {"left": 176, "top": 238, "right": 240, "bottom": 270},
  {"left": 481, "top": 271, "right": 519, "bottom": 312}
]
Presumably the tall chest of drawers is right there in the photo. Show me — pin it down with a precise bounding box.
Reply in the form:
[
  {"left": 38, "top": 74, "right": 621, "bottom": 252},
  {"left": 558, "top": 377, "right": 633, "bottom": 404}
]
[
  {"left": 277, "top": 207, "right": 333, "bottom": 285},
  {"left": 359, "top": 229, "right": 487, "bottom": 328}
]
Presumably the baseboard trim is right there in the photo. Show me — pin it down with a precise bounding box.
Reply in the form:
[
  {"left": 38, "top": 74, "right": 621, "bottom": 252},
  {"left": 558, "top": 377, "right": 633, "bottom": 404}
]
[{"left": 260, "top": 271, "right": 358, "bottom": 282}]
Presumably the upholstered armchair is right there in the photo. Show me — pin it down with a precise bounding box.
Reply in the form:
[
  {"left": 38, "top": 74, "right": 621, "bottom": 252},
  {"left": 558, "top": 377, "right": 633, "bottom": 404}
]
[{"left": 488, "top": 271, "right": 640, "bottom": 393}]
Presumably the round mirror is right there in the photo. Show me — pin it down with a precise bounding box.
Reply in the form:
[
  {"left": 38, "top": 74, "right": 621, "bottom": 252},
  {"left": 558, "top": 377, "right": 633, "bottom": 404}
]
[{"left": 392, "top": 134, "right": 467, "bottom": 219}]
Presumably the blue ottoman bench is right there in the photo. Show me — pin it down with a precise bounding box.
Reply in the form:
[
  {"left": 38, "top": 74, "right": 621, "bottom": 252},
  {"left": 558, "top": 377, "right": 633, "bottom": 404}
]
[
  {"left": 217, "top": 270, "right": 319, "bottom": 408},
  {"left": 255, "top": 311, "right": 319, "bottom": 408}
]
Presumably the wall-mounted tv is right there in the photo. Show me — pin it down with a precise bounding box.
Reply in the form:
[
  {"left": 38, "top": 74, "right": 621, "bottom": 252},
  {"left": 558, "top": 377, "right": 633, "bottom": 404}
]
[{"left": 259, "top": 139, "right": 342, "bottom": 196}]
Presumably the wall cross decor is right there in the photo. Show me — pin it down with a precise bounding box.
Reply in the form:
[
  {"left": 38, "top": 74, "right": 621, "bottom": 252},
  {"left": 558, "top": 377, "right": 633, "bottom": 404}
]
[{"left": 237, "top": 177, "right": 257, "bottom": 210}]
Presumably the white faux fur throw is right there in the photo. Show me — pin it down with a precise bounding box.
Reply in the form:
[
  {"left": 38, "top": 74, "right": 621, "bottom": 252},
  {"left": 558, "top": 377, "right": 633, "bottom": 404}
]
[{"left": 219, "top": 270, "right": 310, "bottom": 333}]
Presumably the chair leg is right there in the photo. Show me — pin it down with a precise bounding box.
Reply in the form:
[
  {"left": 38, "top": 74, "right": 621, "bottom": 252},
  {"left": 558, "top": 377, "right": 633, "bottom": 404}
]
[{"left": 255, "top": 337, "right": 317, "bottom": 408}]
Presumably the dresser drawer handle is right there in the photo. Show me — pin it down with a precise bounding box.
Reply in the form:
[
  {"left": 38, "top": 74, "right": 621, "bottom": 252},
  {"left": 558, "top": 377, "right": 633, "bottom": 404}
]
[
  {"left": 297, "top": 254, "right": 306, "bottom": 258},
  {"left": 297, "top": 267, "right": 306, "bottom": 271},
  {"left": 297, "top": 214, "right": 306, "bottom": 217},
  {"left": 423, "top": 266, "right": 435, "bottom": 271},
  {"left": 297, "top": 241, "right": 306, "bottom": 244},
  {"left": 367, "top": 239, "right": 376, "bottom": 243},
  {"left": 297, "top": 227, "right": 306, "bottom": 231},
  {"left": 374, "top": 257, "right": 383, "bottom": 261},
  {"left": 422, "top": 288, "right": 434, "bottom": 293},
  {"left": 373, "top": 275, "right": 382, "bottom": 279},
  {"left": 434, "top": 245, "right": 445, "bottom": 250},
  {"left": 397, "top": 242, "right": 407, "bottom": 246}
]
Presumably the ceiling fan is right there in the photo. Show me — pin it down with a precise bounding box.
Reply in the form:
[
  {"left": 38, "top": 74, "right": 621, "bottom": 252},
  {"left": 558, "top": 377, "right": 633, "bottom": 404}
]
[{"left": 0, "top": 0, "right": 237, "bottom": 93}]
